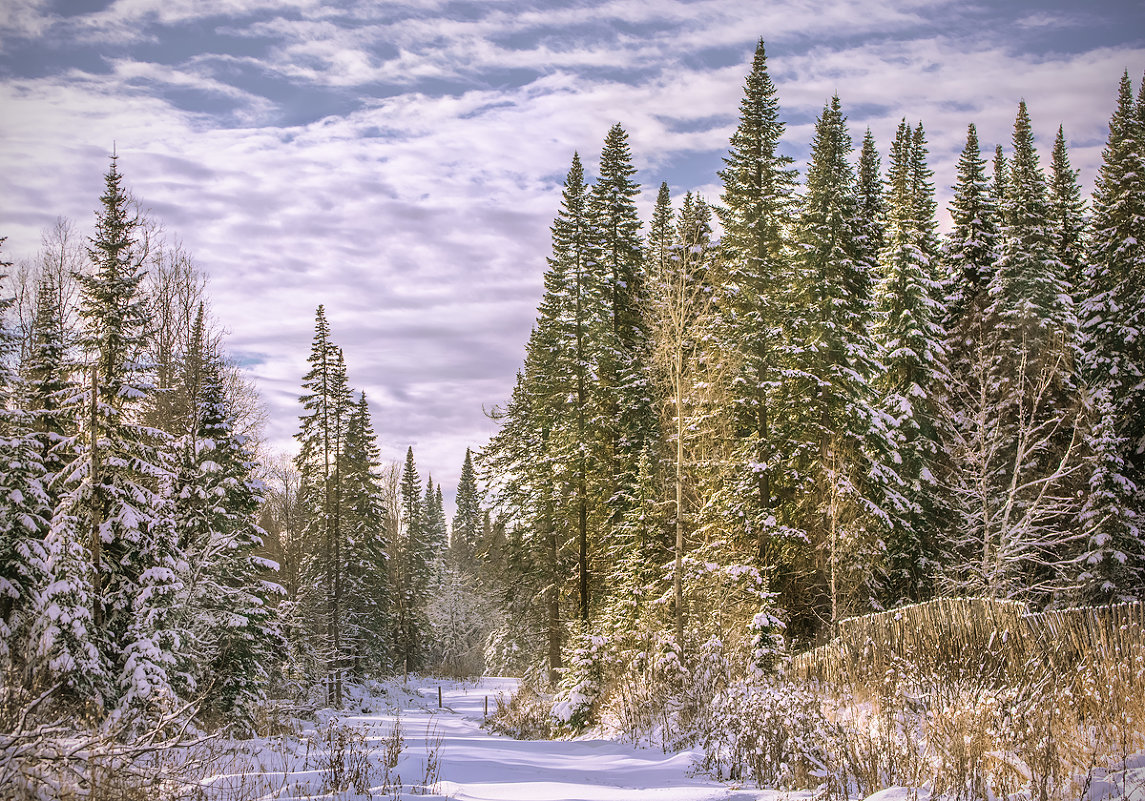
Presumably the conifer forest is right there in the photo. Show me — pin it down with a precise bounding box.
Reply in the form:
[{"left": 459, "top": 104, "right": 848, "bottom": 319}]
[{"left": 2, "top": 38, "right": 1145, "bottom": 801}]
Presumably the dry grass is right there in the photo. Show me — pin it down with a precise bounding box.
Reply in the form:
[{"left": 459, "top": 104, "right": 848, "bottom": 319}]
[{"left": 786, "top": 598, "right": 1145, "bottom": 801}]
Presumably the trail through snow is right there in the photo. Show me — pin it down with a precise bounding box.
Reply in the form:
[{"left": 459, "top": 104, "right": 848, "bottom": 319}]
[
  {"left": 349, "top": 678, "right": 766, "bottom": 801},
  {"left": 199, "top": 677, "right": 1145, "bottom": 800},
  {"left": 211, "top": 677, "right": 783, "bottom": 801}
]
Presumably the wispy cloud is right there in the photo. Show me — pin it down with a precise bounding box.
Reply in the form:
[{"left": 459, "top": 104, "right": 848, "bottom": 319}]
[{"left": 1, "top": 0, "right": 1143, "bottom": 507}]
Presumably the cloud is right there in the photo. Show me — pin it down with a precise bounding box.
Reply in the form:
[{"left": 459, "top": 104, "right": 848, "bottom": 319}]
[{"left": 1, "top": 0, "right": 1143, "bottom": 512}]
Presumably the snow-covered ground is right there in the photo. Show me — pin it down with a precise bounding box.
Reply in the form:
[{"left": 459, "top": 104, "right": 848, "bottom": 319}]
[
  {"left": 198, "top": 677, "right": 793, "bottom": 800},
  {"left": 195, "top": 677, "right": 1145, "bottom": 801}
]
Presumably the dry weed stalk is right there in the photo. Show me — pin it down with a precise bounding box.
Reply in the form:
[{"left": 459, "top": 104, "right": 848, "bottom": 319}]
[{"left": 787, "top": 597, "right": 1145, "bottom": 801}]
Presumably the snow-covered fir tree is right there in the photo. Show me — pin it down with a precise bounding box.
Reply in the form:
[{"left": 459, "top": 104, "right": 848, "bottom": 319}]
[
  {"left": 1078, "top": 71, "right": 1145, "bottom": 601},
  {"left": 873, "top": 120, "right": 949, "bottom": 605},
  {"left": 1048, "top": 125, "right": 1088, "bottom": 297},
  {"left": 0, "top": 238, "right": 50, "bottom": 684},
  {"left": 39, "top": 156, "right": 182, "bottom": 722},
  {"left": 171, "top": 307, "right": 280, "bottom": 731},
  {"left": 294, "top": 306, "right": 353, "bottom": 705},
  {"left": 856, "top": 128, "right": 887, "bottom": 270},
  {"left": 450, "top": 448, "right": 481, "bottom": 565},
  {"left": 777, "top": 95, "right": 892, "bottom": 629},
  {"left": 390, "top": 446, "right": 433, "bottom": 674},
  {"left": 711, "top": 38, "right": 799, "bottom": 570},
  {"left": 339, "top": 392, "right": 390, "bottom": 672}
]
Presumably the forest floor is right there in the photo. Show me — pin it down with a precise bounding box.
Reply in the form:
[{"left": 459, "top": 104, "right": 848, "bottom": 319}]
[{"left": 197, "top": 677, "right": 796, "bottom": 800}]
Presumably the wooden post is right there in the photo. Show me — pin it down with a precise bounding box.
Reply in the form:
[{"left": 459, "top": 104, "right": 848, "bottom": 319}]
[
  {"left": 438, "top": 685, "right": 442, "bottom": 708},
  {"left": 484, "top": 696, "right": 488, "bottom": 718}
]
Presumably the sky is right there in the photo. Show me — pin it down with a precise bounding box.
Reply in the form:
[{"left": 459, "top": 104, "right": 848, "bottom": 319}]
[{"left": 2, "top": 0, "right": 1144, "bottom": 516}]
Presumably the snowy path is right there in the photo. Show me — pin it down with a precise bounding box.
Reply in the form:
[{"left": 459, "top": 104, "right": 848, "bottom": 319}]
[
  {"left": 212, "top": 677, "right": 778, "bottom": 800},
  {"left": 377, "top": 678, "right": 756, "bottom": 801}
]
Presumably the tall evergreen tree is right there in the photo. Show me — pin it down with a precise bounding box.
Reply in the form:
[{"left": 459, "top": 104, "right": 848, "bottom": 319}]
[
  {"left": 1048, "top": 125, "right": 1088, "bottom": 296},
  {"left": 340, "top": 392, "right": 390, "bottom": 671},
  {"left": 562, "top": 151, "right": 610, "bottom": 625},
  {"left": 0, "top": 238, "right": 50, "bottom": 682},
  {"left": 646, "top": 182, "right": 675, "bottom": 280},
  {"left": 392, "top": 446, "right": 430, "bottom": 674},
  {"left": 590, "top": 123, "right": 656, "bottom": 624},
  {"left": 989, "top": 102, "right": 1078, "bottom": 392},
  {"left": 294, "top": 306, "right": 352, "bottom": 705},
  {"left": 591, "top": 123, "right": 645, "bottom": 355},
  {"left": 21, "top": 274, "right": 73, "bottom": 499},
  {"left": 856, "top": 128, "right": 887, "bottom": 269},
  {"left": 713, "top": 38, "right": 799, "bottom": 566},
  {"left": 943, "top": 123, "right": 999, "bottom": 336},
  {"left": 1078, "top": 72, "right": 1145, "bottom": 600},
  {"left": 779, "top": 95, "right": 889, "bottom": 629},
  {"left": 451, "top": 448, "right": 481, "bottom": 565},
  {"left": 873, "top": 120, "right": 948, "bottom": 605},
  {"left": 41, "top": 156, "right": 181, "bottom": 719},
  {"left": 172, "top": 307, "right": 279, "bottom": 730},
  {"left": 427, "top": 477, "right": 448, "bottom": 554}
]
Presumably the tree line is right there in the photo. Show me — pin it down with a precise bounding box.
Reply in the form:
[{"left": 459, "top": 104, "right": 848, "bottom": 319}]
[
  {"left": 479, "top": 41, "right": 1145, "bottom": 692},
  {"left": 275, "top": 307, "right": 495, "bottom": 706},
  {"left": 0, "top": 164, "right": 495, "bottom": 738},
  {"left": 0, "top": 159, "right": 277, "bottom": 732}
]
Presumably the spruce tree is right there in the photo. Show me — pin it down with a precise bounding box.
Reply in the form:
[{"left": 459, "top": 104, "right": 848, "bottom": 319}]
[
  {"left": 779, "top": 95, "right": 888, "bottom": 629},
  {"left": 563, "top": 152, "right": 609, "bottom": 624},
  {"left": 423, "top": 476, "right": 447, "bottom": 557},
  {"left": 713, "top": 38, "right": 799, "bottom": 566},
  {"left": 340, "top": 392, "right": 390, "bottom": 671},
  {"left": 943, "top": 123, "right": 999, "bottom": 339},
  {"left": 1078, "top": 72, "right": 1145, "bottom": 600},
  {"left": 591, "top": 123, "right": 645, "bottom": 355},
  {"left": 451, "top": 448, "right": 481, "bottom": 565},
  {"left": 392, "top": 446, "right": 430, "bottom": 675},
  {"left": 1048, "top": 125, "right": 1088, "bottom": 296},
  {"left": 172, "top": 308, "right": 279, "bottom": 730},
  {"left": 856, "top": 128, "right": 887, "bottom": 269},
  {"left": 590, "top": 124, "right": 655, "bottom": 624},
  {"left": 646, "top": 182, "right": 675, "bottom": 280},
  {"left": 989, "top": 102, "right": 1077, "bottom": 392},
  {"left": 43, "top": 156, "right": 181, "bottom": 718},
  {"left": 21, "top": 274, "right": 73, "bottom": 498},
  {"left": 294, "top": 306, "right": 352, "bottom": 705},
  {"left": 873, "top": 120, "right": 948, "bottom": 605},
  {"left": 0, "top": 239, "right": 50, "bottom": 681}
]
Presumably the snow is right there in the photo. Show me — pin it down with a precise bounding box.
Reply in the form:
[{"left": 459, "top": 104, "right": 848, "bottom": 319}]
[
  {"left": 862, "top": 789, "right": 931, "bottom": 801},
  {"left": 200, "top": 678, "right": 795, "bottom": 801}
]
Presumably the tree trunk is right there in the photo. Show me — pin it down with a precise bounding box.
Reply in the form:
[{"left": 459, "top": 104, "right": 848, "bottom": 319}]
[
  {"left": 756, "top": 393, "right": 770, "bottom": 564},
  {"left": 547, "top": 511, "right": 563, "bottom": 684},
  {"left": 89, "top": 363, "right": 103, "bottom": 630},
  {"left": 674, "top": 359, "right": 685, "bottom": 648}
]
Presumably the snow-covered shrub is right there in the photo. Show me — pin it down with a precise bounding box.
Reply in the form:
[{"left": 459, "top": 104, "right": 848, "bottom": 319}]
[
  {"left": 698, "top": 677, "right": 837, "bottom": 789},
  {"left": 673, "top": 634, "right": 733, "bottom": 740},
  {"left": 551, "top": 628, "right": 608, "bottom": 732},
  {"left": 596, "top": 628, "right": 688, "bottom": 748},
  {"left": 748, "top": 609, "right": 786, "bottom": 678},
  {"left": 483, "top": 624, "right": 532, "bottom": 678},
  {"left": 487, "top": 682, "right": 553, "bottom": 740}
]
